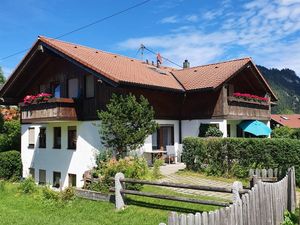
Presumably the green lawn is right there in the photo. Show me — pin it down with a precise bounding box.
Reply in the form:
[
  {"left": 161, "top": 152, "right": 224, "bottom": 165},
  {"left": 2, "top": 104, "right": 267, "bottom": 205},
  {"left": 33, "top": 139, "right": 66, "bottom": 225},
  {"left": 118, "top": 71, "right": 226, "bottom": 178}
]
[{"left": 0, "top": 182, "right": 227, "bottom": 225}]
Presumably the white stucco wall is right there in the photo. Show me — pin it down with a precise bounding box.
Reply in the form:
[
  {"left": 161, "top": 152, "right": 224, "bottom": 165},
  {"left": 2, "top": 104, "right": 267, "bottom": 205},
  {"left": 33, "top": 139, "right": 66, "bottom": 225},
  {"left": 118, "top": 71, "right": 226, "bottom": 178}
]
[
  {"left": 21, "top": 121, "right": 101, "bottom": 188},
  {"left": 182, "top": 119, "right": 228, "bottom": 138}
]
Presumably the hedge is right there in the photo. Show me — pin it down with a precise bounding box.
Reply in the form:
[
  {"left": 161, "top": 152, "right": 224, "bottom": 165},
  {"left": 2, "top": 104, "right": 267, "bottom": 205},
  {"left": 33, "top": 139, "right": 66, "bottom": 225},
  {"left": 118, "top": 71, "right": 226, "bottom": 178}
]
[
  {"left": 0, "top": 150, "right": 22, "bottom": 180},
  {"left": 0, "top": 120, "right": 21, "bottom": 152},
  {"left": 182, "top": 137, "right": 300, "bottom": 185}
]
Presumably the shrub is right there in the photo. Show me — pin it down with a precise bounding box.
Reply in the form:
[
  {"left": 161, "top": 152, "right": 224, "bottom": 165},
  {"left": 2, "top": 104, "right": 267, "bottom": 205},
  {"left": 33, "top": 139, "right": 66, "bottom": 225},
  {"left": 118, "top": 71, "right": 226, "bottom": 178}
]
[
  {"left": 272, "top": 126, "right": 294, "bottom": 139},
  {"left": 0, "top": 120, "right": 21, "bottom": 152},
  {"left": 205, "top": 127, "right": 223, "bottom": 137},
  {"left": 152, "top": 158, "right": 164, "bottom": 179},
  {"left": 60, "top": 187, "right": 75, "bottom": 202},
  {"left": 182, "top": 137, "right": 300, "bottom": 184},
  {"left": 42, "top": 186, "right": 60, "bottom": 201},
  {"left": 90, "top": 156, "right": 149, "bottom": 192},
  {"left": 0, "top": 150, "right": 22, "bottom": 180},
  {"left": 19, "top": 177, "right": 36, "bottom": 194},
  {"left": 282, "top": 210, "right": 299, "bottom": 225}
]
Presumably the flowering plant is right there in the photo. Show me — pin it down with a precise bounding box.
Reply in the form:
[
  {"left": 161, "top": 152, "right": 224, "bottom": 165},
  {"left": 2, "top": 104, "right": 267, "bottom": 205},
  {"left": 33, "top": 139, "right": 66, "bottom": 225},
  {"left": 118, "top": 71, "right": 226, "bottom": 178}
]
[
  {"left": 233, "top": 92, "right": 269, "bottom": 102},
  {"left": 23, "top": 95, "right": 36, "bottom": 104},
  {"left": 23, "top": 93, "right": 52, "bottom": 104},
  {"left": 36, "top": 93, "right": 52, "bottom": 103}
]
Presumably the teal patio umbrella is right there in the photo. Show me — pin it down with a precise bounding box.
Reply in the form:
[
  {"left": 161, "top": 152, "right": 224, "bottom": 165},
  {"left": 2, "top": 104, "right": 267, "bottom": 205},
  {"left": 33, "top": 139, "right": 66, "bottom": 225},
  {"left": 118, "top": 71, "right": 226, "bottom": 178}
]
[{"left": 238, "top": 120, "right": 271, "bottom": 136}]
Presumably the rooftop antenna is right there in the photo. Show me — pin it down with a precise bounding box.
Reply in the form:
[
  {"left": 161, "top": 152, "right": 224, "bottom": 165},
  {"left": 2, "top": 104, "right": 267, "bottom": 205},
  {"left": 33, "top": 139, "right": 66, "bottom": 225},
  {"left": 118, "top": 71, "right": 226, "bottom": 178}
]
[{"left": 140, "top": 44, "right": 145, "bottom": 60}]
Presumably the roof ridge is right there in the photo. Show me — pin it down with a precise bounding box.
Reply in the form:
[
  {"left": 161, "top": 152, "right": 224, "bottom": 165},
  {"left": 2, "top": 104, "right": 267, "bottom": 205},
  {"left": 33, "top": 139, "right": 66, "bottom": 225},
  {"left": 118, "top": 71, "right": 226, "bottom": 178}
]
[
  {"left": 175, "top": 57, "right": 252, "bottom": 71},
  {"left": 38, "top": 35, "right": 146, "bottom": 63}
]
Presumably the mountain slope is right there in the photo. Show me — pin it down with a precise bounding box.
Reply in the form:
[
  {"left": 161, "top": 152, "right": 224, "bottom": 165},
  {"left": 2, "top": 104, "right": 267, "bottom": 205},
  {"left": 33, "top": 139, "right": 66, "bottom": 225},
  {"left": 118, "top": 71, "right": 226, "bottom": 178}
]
[{"left": 257, "top": 65, "right": 300, "bottom": 114}]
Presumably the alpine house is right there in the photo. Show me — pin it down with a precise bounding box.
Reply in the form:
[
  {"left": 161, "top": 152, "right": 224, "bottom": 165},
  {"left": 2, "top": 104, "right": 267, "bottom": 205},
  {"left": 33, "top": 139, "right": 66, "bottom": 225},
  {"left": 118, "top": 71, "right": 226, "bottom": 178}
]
[{"left": 0, "top": 36, "right": 277, "bottom": 188}]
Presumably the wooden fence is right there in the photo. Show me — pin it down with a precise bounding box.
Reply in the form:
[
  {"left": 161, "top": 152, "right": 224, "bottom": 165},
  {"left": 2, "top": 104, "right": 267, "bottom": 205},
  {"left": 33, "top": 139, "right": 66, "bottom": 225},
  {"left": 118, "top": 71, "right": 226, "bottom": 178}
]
[
  {"left": 159, "top": 167, "right": 296, "bottom": 225},
  {"left": 111, "top": 174, "right": 249, "bottom": 210}
]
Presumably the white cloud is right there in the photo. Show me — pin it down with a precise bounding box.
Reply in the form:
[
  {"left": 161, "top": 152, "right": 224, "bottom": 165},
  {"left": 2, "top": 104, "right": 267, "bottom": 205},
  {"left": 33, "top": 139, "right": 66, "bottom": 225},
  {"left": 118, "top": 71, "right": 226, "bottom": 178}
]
[
  {"left": 119, "top": 0, "right": 300, "bottom": 75},
  {"left": 160, "top": 16, "right": 178, "bottom": 24},
  {"left": 185, "top": 14, "right": 199, "bottom": 22}
]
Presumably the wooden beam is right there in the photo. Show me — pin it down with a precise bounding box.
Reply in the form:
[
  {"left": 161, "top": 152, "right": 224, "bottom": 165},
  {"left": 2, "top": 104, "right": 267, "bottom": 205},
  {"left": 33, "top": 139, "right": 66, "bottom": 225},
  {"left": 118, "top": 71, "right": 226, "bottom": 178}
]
[
  {"left": 110, "top": 188, "right": 231, "bottom": 207},
  {"left": 110, "top": 177, "right": 249, "bottom": 194}
]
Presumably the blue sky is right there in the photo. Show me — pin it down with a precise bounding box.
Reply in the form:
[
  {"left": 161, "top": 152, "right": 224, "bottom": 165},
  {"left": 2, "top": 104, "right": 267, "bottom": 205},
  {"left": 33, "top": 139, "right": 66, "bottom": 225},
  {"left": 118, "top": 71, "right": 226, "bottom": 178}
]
[{"left": 1, "top": 0, "right": 300, "bottom": 77}]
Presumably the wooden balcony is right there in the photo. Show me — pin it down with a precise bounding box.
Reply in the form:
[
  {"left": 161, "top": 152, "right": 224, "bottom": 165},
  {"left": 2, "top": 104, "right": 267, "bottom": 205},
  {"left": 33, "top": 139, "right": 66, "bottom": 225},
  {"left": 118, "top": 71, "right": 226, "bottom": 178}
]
[
  {"left": 20, "top": 98, "right": 78, "bottom": 123},
  {"left": 226, "top": 96, "right": 271, "bottom": 120}
]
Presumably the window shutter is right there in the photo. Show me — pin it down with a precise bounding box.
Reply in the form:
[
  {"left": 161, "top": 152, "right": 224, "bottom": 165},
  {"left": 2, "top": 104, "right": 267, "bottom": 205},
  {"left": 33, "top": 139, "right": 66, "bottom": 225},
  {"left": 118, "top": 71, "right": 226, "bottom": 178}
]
[{"left": 29, "top": 128, "right": 35, "bottom": 146}]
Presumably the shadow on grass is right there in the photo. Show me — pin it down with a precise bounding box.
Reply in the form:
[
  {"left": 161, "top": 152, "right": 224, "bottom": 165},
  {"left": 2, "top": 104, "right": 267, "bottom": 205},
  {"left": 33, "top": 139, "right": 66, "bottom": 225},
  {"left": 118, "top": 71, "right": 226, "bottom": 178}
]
[{"left": 125, "top": 198, "right": 206, "bottom": 214}]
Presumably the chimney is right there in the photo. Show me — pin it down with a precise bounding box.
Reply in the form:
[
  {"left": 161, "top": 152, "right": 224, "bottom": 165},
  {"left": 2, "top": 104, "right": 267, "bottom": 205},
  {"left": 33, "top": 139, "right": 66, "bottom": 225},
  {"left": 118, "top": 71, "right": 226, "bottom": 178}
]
[{"left": 183, "top": 59, "right": 190, "bottom": 69}]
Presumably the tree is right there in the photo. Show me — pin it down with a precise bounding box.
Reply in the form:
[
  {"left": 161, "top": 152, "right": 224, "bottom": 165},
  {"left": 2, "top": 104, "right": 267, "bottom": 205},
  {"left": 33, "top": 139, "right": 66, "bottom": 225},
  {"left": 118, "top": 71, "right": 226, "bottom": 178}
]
[
  {"left": 98, "top": 93, "right": 158, "bottom": 158},
  {"left": 0, "top": 67, "right": 6, "bottom": 85}
]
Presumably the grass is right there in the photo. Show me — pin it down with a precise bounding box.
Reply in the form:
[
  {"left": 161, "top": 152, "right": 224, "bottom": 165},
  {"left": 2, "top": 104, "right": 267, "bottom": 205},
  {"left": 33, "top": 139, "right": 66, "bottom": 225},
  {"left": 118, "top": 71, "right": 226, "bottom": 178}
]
[
  {"left": 0, "top": 182, "right": 227, "bottom": 225},
  {"left": 176, "top": 169, "right": 250, "bottom": 187}
]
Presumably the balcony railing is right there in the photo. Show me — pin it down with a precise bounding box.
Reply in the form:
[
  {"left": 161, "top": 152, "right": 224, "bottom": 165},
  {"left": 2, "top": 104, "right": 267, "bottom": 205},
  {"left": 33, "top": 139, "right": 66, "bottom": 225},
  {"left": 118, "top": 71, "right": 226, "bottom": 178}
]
[
  {"left": 227, "top": 96, "right": 270, "bottom": 119},
  {"left": 20, "top": 98, "right": 78, "bottom": 123},
  {"left": 228, "top": 96, "right": 270, "bottom": 107}
]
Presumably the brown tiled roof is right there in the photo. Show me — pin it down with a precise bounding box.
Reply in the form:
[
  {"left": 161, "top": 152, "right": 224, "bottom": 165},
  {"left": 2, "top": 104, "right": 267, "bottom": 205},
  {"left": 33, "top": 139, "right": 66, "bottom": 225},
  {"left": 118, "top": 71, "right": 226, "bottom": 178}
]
[
  {"left": 39, "top": 36, "right": 183, "bottom": 91},
  {"left": 271, "top": 114, "right": 300, "bottom": 128},
  {"left": 172, "top": 58, "right": 251, "bottom": 91},
  {"left": 2, "top": 36, "right": 277, "bottom": 99}
]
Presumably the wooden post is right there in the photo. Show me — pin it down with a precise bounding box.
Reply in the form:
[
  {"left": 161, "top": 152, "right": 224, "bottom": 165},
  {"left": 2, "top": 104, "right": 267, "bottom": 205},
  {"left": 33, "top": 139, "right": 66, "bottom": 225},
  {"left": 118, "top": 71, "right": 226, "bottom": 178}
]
[
  {"left": 232, "top": 181, "right": 243, "bottom": 203},
  {"left": 287, "top": 167, "right": 296, "bottom": 212},
  {"left": 250, "top": 175, "right": 259, "bottom": 188},
  {"left": 115, "top": 172, "right": 125, "bottom": 210}
]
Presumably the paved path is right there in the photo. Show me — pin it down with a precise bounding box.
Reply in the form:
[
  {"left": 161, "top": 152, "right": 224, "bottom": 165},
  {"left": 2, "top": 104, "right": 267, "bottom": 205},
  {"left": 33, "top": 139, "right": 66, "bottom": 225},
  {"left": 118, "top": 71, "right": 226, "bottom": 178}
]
[
  {"left": 160, "top": 164, "right": 300, "bottom": 204},
  {"left": 159, "top": 164, "right": 232, "bottom": 201}
]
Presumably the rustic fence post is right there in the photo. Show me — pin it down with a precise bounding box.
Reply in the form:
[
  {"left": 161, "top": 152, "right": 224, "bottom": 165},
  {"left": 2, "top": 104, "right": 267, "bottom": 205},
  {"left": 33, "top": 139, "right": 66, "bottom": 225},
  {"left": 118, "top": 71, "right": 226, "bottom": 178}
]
[
  {"left": 250, "top": 175, "right": 259, "bottom": 188},
  {"left": 287, "top": 167, "right": 296, "bottom": 212},
  {"left": 115, "top": 172, "right": 125, "bottom": 210},
  {"left": 232, "top": 181, "right": 243, "bottom": 203}
]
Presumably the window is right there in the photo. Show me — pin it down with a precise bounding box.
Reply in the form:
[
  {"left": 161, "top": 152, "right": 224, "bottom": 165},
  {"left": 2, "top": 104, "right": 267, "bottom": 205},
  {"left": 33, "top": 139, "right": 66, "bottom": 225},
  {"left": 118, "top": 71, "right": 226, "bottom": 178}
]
[
  {"left": 68, "top": 78, "right": 79, "bottom": 98},
  {"left": 39, "top": 128, "right": 46, "bottom": 148},
  {"left": 152, "top": 130, "right": 158, "bottom": 150},
  {"left": 155, "top": 125, "right": 174, "bottom": 150},
  {"left": 68, "top": 126, "right": 77, "bottom": 149},
  {"left": 39, "top": 169, "right": 46, "bottom": 185},
  {"left": 51, "top": 82, "right": 61, "bottom": 98},
  {"left": 29, "top": 168, "right": 35, "bottom": 180},
  {"left": 53, "top": 127, "right": 61, "bottom": 149},
  {"left": 28, "top": 128, "right": 35, "bottom": 148},
  {"left": 85, "top": 74, "right": 94, "bottom": 98},
  {"left": 68, "top": 174, "right": 77, "bottom": 187},
  {"left": 53, "top": 171, "right": 61, "bottom": 188}
]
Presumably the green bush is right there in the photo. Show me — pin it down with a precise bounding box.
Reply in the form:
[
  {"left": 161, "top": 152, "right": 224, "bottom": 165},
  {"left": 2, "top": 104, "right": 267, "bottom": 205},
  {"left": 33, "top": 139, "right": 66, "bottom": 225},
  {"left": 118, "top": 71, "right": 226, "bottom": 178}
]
[
  {"left": 0, "top": 150, "right": 22, "bottom": 180},
  {"left": 152, "top": 158, "right": 164, "bottom": 179},
  {"left": 205, "top": 127, "right": 223, "bottom": 137},
  {"left": 282, "top": 210, "right": 299, "bottom": 225},
  {"left": 90, "top": 156, "right": 149, "bottom": 192},
  {"left": 272, "top": 126, "right": 294, "bottom": 139},
  {"left": 42, "top": 186, "right": 60, "bottom": 201},
  {"left": 182, "top": 137, "right": 300, "bottom": 184},
  {"left": 60, "top": 187, "right": 75, "bottom": 202},
  {"left": 0, "top": 120, "right": 21, "bottom": 152},
  {"left": 19, "top": 177, "right": 36, "bottom": 194}
]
